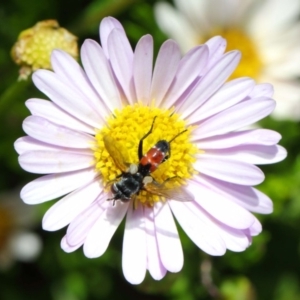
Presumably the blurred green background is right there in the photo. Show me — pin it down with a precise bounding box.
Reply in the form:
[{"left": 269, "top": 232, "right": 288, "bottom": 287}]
[{"left": 1, "top": 0, "right": 300, "bottom": 299}]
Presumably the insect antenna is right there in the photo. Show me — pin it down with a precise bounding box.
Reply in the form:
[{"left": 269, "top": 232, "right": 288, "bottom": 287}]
[{"left": 169, "top": 129, "right": 188, "bottom": 143}]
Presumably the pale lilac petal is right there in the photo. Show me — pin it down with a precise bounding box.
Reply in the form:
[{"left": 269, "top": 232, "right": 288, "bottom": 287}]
[
  {"left": 202, "top": 145, "right": 287, "bottom": 165},
  {"left": 154, "top": 202, "right": 183, "bottom": 273},
  {"left": 196, "top": 174, "right": 273, "bottom": 214},
  {"left": 249, "top": 83, "right": 274, "bottom": 98},
  {"left": 32, "top": 70, "right": 103, "bottom": 129},
  {"left": 42, "top": 180, "right": 102, "bottom": 231},
  {"left": 169, "top": 200, "right": 226, "bottom": 255},
  {"left": 19, "top": 150, "right": 94, "bottom": 174},
  {"left": 21, "top": 168, "right": 97, "bottom": 204},
  {"left": 144, "top": 206, "right": 167, "bottom": 280},
  {"left": 26, "top": 99, "right": 95, "bottom": 135},
  {"left": 66, "top": 195, "right": 107, "bottom": 247},
  {"left": 81, "top": 39, "right": 122, "bottom": 112},
  {"left": 133, "top": 35, "right": 153, "bottom": 104},
  {"left": 187, "top": 77, "right": 255, "bottom": 125},
  {"left": 14, "top": 137, "right": 89, "bottom": 155},
  {"left": 204, "top": 36, "right": 227, "bottom": 71},
  {"left": 122, "top": 205, "right": 147, "bottom": 284},
  {"left": 162, "top": 45, "right": 209, "bottom": 108},
  {"left": 194, "top": 155, "right": 264, "bottom": 185},
  {"left": 195, "top": 129, "right": 282, "bottom": 148},
  {"left": 187, "top": 180, "right": 256, "bottom": 229},
  {"left": 51, "top": 50, "right": 109, "bottom": 120},
  {"left": 83, "top": 201, "right": 129, "bottom": 258},
  {"left": 100, "top": 17, "right": 127, "bottom": 58},
  {"left": 107, "top": 28, "right": 135, "bottom": 104},
  {"left": 192, "top": 98, "right": 276, "bottom": 139},
  {"left": 177, "top": 51, "right": 241, "bottom": 119},
  {"left": 23, "top": 116, "right": 95, "bottom": 148},
  {"left": 247, "top": 217, "right": 262, "bottom": 236},
  {"left": 182, "top": 201, "right": 250, "bottom": 252},
  {"left": 61, "top": 236, "right": 82, "bottom": 253},
  {"left": 150, "top": 40, "right": 181, "bottom": 107}
]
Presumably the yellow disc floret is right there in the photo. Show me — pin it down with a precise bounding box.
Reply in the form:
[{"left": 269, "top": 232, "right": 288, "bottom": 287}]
[{"left": 93, "top": 104, "right": 197, "bottom": 206}]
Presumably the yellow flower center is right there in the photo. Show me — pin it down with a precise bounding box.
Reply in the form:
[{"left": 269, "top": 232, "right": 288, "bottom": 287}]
[
  {"left": 204, "top": 28, "right": 262, "bottom": 80},
  {"left": 93, "top": 104, "right": 197, "bottom": 206}
]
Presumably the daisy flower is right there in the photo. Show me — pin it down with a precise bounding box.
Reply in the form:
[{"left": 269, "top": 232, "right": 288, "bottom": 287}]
[
  {"left": 154, "top": 0, "right": 300, "bottom": 120},
  {"left": 14, "top": 16, "right": 286, "bottom": 284}
]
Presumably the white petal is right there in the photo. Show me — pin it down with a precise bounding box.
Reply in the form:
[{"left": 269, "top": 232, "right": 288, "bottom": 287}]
[
  {"left": 14, "top": 136, "right": 89, "bottom": 155},
  {"left": 122, "top": 205, "right": 147, "bottom": 284},
  {"left": 19, "top": 150, "right": 94, "bottom": 174},
  {"left": 192, "top": 98, "right": 275, "bottom": 139},
  {"left": 247, "top": 0, "right": 300, "bottom": 40},
  {"left": 107, "top": 28, "right": 135, "bottom": 104},
  {"left": 187, "top": 77, "right": 255, "bottom": 125},
  {"left": 150, "top": 40, "right": 181, "bottom": 107},
  {"left": 247, "top": 217, "right": 262, "bottom": 236},
  {"left": 177, "top": 51, "right": 241, "bottom": 119},
  {"left": 169, "top": 200, "right": 226, "bottom": 255},
  {"left": 83, "top": 201, "right": 129, "bottom": 258},
  {"left": 154, "top": 2, "right": 198, "bottom": 53},
  {"left": 133, "top": 35, "right": 153, "bottom": 104},
  {"left": 154, "top": 202, "right": 183, "bottom": 273},
  {"left": 196, "top": 129, "right": 282, "bottom": 149},
  {"left": 163, "top": 45, "right": 209, "bottom": 108},
  {"left": 204, "top": 36, "right": 227, "bottom": 71},
  {"left": 187, "top": 180, "right": 255, "bottom": 229},
  {"left": 23, "top": 116, "right": 95, "bottom": 148},
  {"left": 181, "top": 200, "right": 250, "bottom": 252},
  {"left": 196, "top": 174, "right": 273, "bottom": 214},
  {"left": 26, "top": 98, "right": 95, "bottom": 135},
  {"left": 194, "top": 154, "right": 264, "bottom": 185},
  {"left": 144, "top": 206, "right": 167, "bottom": 280},
  {"left": 32, "top": 70, "right": 103, "bottom": 129},
  {"left": 21, "top": 168, "right": 97, "bottom": 204},
  {"left": 202, "top": 145, "right": 287, "bottom": 165},
  {"left": 42, "top": 180, "right": 102, "bottom": 231},
  {"left": 61, "top": 236, "right": 82, "bottom": 253},
  {"left": 51, "top": 50, "right": 109, "bottom": 120},
  {"left": 100, "top": 17, "right": 128, "bottom": 59},
  {"left": 81, "top": 39, "right": 122, "bottom": 112},
  {"left": 66, "top": 195, "right": 107, "bottom": 247},
  {"left": 249, "top": 83, "right": 274, "bottom": 98}
]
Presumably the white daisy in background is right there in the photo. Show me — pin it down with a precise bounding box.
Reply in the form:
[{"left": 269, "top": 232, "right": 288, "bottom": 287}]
[
  {"left": 0, "top": 189, "right": 42, "bottom": 269},
  {"left": 154, "top": 0, "right": 300, "bottom": 120},
  {"left": 14, "top": 16, "right": 286, "bottom": 284}
]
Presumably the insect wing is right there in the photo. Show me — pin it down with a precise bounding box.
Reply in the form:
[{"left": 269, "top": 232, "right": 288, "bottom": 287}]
[
  {"left": 144, "top": 179, "right": 194, "bottom": 202},
  {"left": 103, "top": 134, "right": 130, "bottom": 172}
]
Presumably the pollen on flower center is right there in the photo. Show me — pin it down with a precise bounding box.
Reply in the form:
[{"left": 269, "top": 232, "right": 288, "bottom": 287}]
[
  {"left": 204, "top": 28, "right": 262, "bottom": 80},
  {"left": 93, "top": 104, "right": 197, "bottom": 206}
]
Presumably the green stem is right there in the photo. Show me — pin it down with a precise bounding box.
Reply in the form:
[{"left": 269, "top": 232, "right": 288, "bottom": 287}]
[{"left": 0, "top": 79, "right": 31, "bottom": 114}]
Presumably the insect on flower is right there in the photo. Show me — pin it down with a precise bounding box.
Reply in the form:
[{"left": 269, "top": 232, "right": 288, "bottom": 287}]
[{"left": 105, "top": 117, "right": 194, "bottom": 205}]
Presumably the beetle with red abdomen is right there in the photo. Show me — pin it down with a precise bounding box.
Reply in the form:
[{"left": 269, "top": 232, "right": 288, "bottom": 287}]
[{"left": 104, "top": 116, "right": 192, "bottom": 205}]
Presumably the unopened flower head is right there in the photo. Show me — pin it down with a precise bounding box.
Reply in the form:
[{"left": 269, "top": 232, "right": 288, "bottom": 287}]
[
  {"left": 11, "top": 20, "right": 78, "bottom": 80},
  {"left": 15, "top": 16, "right": 286, "bottom": 284},
  {"left": 154, "top": 0, "right": 300, "bottom": 120}
]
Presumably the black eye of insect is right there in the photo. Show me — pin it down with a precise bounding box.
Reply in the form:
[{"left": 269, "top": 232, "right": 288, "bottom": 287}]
[{"left": 104, "top": 117, "right": 193, "bottom": 206}]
